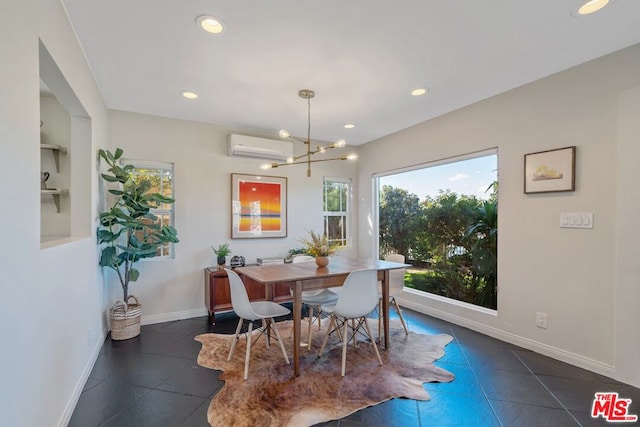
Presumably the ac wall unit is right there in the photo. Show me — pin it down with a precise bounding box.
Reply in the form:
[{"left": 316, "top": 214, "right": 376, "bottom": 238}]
[{"left": 227, "top": 134, "right": 293, "bottom": 161}]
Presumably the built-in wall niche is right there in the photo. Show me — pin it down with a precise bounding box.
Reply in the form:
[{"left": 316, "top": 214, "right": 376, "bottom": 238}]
[
  {"left": 39, "top": 40, "right": 92, "bottom": 247},
  {"left": 40, "top": 90, "right": 70, "bottom": 215}
]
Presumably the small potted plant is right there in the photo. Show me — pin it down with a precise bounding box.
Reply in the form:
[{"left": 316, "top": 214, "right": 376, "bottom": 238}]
[
  {"left": 285, "top": 248, "right": 306, "bottom": 263},
  {"left": 300, "top": 230, "right": 340, "bottom": 267},
  {"left": 212, "top": 243, "right": 232, "bottom": 268}
]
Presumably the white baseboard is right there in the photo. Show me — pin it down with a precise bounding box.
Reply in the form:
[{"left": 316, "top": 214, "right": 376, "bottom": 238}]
[
  {"left": 398, "top": 297, "right": 615, "bottom": 379},
  {"left": 141, "top": 307, "right": 209, "bottom": 326},
  {"left": 56, "top": 330, "right": 106, "bottom": 427}
]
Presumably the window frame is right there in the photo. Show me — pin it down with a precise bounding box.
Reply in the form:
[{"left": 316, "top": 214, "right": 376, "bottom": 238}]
[
  {"left": 322, "top": 176, "right": 352, "bottom": 247},
  {"left": 373, "top": 148, "right": 498, "bottom": 310}
]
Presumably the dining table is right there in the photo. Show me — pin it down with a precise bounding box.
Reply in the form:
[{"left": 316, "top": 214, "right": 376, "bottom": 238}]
[{"left": 234, "top": 257, "right": 409, "bottom": 377}]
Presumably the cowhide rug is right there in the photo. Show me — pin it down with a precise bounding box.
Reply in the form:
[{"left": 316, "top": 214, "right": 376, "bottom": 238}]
[{"left": 195, "top": 319, "right": 454, "bottom": 427}]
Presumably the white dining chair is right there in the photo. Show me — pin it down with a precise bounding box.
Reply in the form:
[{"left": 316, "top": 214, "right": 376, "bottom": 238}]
[
  {"left": 291, "top": 255, "right": 340, "bottom": 350},
  {"left": 378, "top": 253, "right": 409, "bottom": 337},
  {"left": 225, "top": 268, "right": 290, "bottom": 380},
  {"left": 318, "top": 269, "right": 383, "bottom": 376}
]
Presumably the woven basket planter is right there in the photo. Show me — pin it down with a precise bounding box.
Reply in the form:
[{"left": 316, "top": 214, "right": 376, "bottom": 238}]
[{"left": 110, "top": 295, "right": 142, "bottom": 340}]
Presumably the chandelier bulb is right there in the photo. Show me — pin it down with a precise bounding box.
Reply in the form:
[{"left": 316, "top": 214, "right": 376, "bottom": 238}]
[
  {"left": 347, "top": 153, "right": 358, "bottom": 161},
  {"left": 279, "top": 130, "right": 290, "bottom": 139},
  {"left": 335, "top": 139, "right": 346, "bottom": 148},
  {"left": 260, "top": 163, "right": 273, "bottom": 170}
]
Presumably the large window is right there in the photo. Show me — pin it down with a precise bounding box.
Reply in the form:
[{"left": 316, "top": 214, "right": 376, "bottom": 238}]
[
  {"left": 126, "top": 160, "right": 175, "bottom": 258},
  {"left": 323, "top": 177, "right": 351, "bottom": 246},
  {"left": 376, "top": 151, "right": 498, "bottom": 309}
]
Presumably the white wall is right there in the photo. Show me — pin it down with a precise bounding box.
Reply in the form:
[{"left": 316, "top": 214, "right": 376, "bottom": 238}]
[
  {"left": 614, "top": 85, "right": 640, "bottom": 387},
  {"left": 357, "top": 43, "right": 640, "bottom": 386},
  {"left": 106, "top": 110, "right": 358, "bottom": 323},
  {"left": 0, "top": 1, "right": 108, "bottom": 426}
]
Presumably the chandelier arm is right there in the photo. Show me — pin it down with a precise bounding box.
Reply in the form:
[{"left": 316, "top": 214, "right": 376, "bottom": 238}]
[
  {"left": 308, "top": 145, "right": 339, "bottom": 155},
  {"left": 287, "top": 135, "right": 307, "bottom": 144},
  {"left": 270, "top": 156, "right": 348, "bottom": 168},
  {"left": 306, "top": 156, "right": 348, "bottom": 164},
  {"left": 287, "top": 143, "right": 337, "bottom": 162}
]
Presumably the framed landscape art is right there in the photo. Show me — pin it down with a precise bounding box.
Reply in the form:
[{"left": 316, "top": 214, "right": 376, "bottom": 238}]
[
  {"left": 524, "top": 146, "right": 576, "bottom": 194},
  {"left": 231, "top": 173, "right": 287, "bottom": 238}
]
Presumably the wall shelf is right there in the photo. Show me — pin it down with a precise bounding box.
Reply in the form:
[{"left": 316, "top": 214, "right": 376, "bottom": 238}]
[
  {"left": 40, "top": 144, "right": 67, "bottom": 172},
  {"left": 41, "top": 188, "right": 69, "bottom": 213}
]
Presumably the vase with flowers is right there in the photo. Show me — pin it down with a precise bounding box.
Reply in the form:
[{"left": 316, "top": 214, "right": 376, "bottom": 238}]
[{"left": 300, "top": 230, "right": 340, "bottom": 268}]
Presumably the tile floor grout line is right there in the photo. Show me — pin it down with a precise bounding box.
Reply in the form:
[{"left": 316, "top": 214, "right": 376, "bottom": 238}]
[
  {"left": 449, "top": 328, "right": 505, "bottom": 427},
  {"left": 510, "top": 349, "right": 583, "bottom": 426}
]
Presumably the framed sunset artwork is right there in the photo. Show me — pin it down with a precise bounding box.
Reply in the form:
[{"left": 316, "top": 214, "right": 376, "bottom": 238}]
[{"left": 231, "top": 173, "right": 287, "bottom": 238}]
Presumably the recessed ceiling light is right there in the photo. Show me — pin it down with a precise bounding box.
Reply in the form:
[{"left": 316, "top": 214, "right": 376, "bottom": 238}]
[
  {"left": 196, "top": 15, "right": 225, "bottom": 34},
  {"left": 576, "top": 0, "right": 610, "bottom": 15},
  {"left": 180, "top": 90, "right": 198, "bottom": 99},
  {"left": 411, "top": 88, "right": 428, "bottom": 96},
  {"left": 344, "top": 124, "right": 355, "bottom": 129}
]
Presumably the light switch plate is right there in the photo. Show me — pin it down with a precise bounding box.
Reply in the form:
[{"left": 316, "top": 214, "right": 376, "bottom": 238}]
[{"left": 560, "top": 212, "right": 594, "bottom": 229}]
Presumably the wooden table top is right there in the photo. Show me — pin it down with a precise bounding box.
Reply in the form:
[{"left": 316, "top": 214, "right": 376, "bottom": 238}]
[{"left": 234, "top": 257, "right": 408, "bottom": 284}]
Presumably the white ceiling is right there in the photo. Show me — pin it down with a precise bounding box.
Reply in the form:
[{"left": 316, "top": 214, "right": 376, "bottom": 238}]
[{"left": 61, "top": 0, "right": 640, "bottom": 146}]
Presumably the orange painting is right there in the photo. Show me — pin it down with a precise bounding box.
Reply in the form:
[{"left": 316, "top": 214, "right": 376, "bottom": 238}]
[{"left": 238, "top": 180, "right": 282, "bottom": 232}]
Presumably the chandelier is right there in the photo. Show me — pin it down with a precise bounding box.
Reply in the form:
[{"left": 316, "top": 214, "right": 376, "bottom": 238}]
[{"left": 261, "top": 89, "right": 357, "bottom": 177}]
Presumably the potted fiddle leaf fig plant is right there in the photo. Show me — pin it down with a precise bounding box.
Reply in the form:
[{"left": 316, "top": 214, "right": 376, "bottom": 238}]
[{"left": 97, "top": 148, "right": 179, "bottom": 340}]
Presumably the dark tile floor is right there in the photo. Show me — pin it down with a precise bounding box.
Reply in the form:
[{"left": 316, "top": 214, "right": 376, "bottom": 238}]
[{"left": 69, "top": 308, "right": 640, "bottom": 427}]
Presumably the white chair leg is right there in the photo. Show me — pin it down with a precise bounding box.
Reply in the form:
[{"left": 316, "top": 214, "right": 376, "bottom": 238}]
[
  {"left": 391, "top": 297, "right": 409, "bottom": 335},
  {"left": 341, "top": 318, "right": 349, "bottom": 377},
  {"left": 362, "top": 317, "right": 383, "bottom": 366},
  {"left": 244, "top": 322, "right": 253, "bottom": 381},
  {"left": 318, "top": 315, "right": 335, "bottom": 357},
  {"left": 228, "top": 317, "right": 243, "bottom": 361},
  {"left": 270, "top": 319, "right": 290, "bottom": 365}
]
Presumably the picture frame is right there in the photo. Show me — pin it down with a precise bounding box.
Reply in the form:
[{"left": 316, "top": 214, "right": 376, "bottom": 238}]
[
  {"left": 231, "top": 173, "right": 287, "bottom": 238},
  {"left": 524, "top": 146, "right": 576, "bottom": 194}
]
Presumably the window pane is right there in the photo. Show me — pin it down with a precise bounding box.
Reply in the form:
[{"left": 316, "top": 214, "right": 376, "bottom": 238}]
[
  {"left": 323, "top": 178, "right": 351, "bottom": 247},
  {"left": 377, "top": 152, "right": 498, "bottom": 310},
  {"left": 132, "top": 213, "right": 171, "bottom": 257},
  {"left": 124, "top": 160, "right": 175, "bottom": 259},
  {"left": 324, "top": 181, "right": 347, "bottom": 213},
  {"left": 325, "top": 215, "right": 346, "bottom": 245}
]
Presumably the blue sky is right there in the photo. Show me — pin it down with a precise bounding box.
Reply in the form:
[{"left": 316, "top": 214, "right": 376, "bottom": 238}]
[{"left": 379, "top": 154, "right": 497, "bottom": 201}]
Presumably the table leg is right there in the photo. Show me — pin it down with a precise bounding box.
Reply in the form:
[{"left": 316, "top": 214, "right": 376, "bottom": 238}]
[
  {"left": 382, "top": 270, "right": 390, "bottom": 349},
  {"left": 293, "top": 281, "right": 302, "bottom": 376}
]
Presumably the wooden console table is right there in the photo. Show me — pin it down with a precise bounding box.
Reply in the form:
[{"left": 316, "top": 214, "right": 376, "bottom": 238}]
[{"left": 204, "top": 266, "right": 292, "bottom": 323}]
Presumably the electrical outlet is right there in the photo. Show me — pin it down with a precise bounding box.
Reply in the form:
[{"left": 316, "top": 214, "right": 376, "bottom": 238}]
[{"left": 536, "top": 312, "right": 548, "bottom": 329}]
